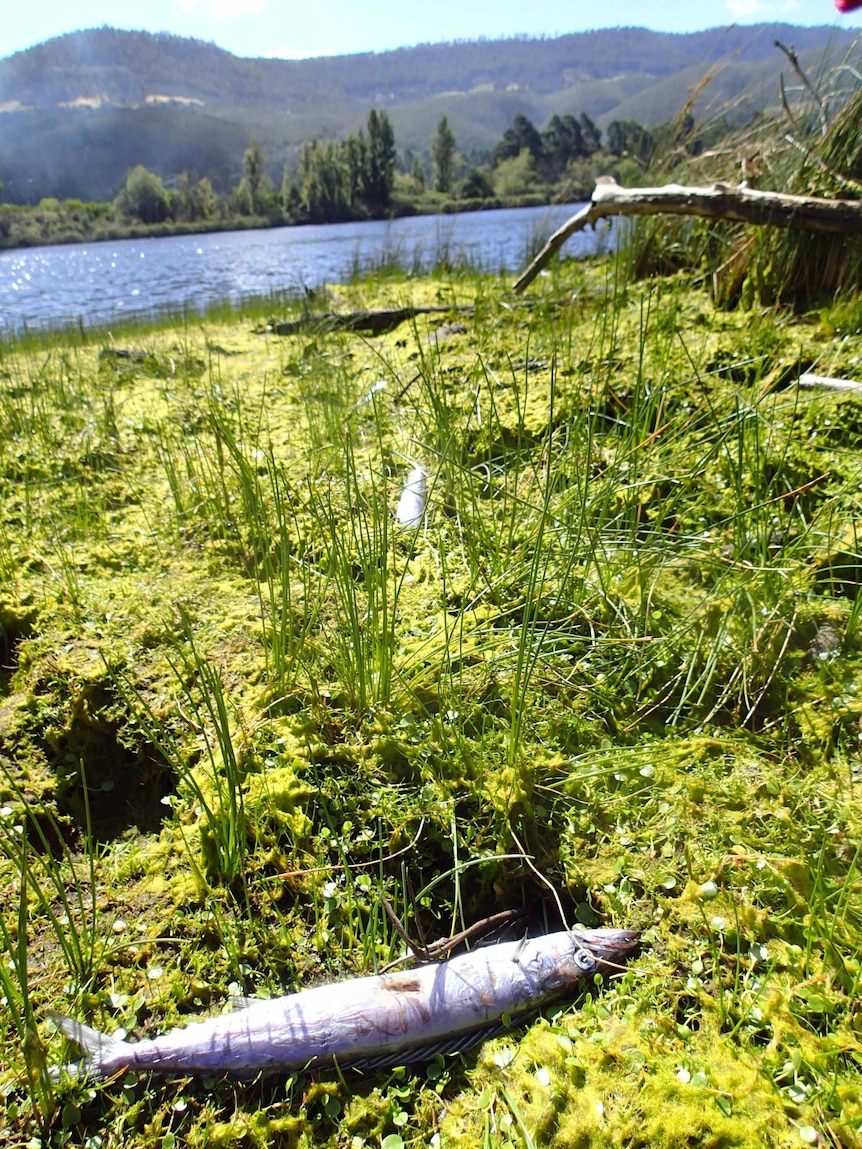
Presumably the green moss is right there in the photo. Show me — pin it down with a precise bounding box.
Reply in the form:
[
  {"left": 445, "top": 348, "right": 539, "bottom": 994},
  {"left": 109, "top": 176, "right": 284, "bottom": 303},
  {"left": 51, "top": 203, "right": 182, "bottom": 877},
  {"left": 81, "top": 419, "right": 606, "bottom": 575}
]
[
  {"left": 244, "top": 764, "right": 315, "bottom": 847},
  {"left": 1, "top": 261, "right": 861, "bottom": 1147},
  {"left": 441, "top": 1014, "right": 799, "bottom": 1148}
]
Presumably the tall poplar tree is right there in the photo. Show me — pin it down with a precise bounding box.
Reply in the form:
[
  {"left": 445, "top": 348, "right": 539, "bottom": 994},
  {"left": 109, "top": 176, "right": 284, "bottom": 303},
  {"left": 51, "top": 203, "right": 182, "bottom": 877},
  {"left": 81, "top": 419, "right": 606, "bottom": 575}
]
[
  {"left": 243, "top": 138, "right": 267, "bottom": 214},
  {"left": 364, "top": 108, "right": 396, "bottom": 210},
  {"left": 431, "top": 116, "right": 456, "bottom": 194}
]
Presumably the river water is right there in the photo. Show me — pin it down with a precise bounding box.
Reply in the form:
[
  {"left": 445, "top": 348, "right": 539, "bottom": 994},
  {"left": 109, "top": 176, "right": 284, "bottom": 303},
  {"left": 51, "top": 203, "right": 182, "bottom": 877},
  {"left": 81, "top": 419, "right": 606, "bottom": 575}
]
[{"left": 0, "top": 202, "right": 606, "bottom": 335}]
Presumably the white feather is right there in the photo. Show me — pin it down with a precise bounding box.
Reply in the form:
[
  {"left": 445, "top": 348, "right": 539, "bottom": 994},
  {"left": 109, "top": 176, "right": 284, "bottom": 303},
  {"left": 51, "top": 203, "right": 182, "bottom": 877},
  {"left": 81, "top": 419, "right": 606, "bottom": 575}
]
[{"left": 396, "top": 465, "right": 426, "bottom": 526}]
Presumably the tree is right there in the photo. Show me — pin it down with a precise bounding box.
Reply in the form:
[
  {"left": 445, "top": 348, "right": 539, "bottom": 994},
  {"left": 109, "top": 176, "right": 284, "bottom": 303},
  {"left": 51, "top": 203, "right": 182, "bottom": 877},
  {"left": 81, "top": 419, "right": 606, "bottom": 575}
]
[
  {"left": 493, "top": 114, "right": 544, "bottom": 168},
  {"left": 175, "top": 172, "right": 217, "bottom": 222},
  {"left": 541, "top": 114, "right": 586, "bottom": 179},
  {"left": 343, "top": 132, "right": 368, "bottom": 209},
  {"left": 579, "top": 113, "right": 602, "bottom": 156},
  {"left": 364, "top": 108, "right": 396, "bottom": 210},
  {"left": 299, "top": 140, "right": 350, "bottom": 222},
  {"left": 243, "top": 138, "right": 267, "bottom": 215},
  {"left": 461, "top": 168, "right": 494, "bottom": 199},
  {"left": 555, "top": 158, "right": 598, "bottom": 203},
  {"left": 492, "top": 149, "right": 537, "bottom": 196},
  {"left": 120, "top": 165, "right": 169, "bottom": 224},
  {"left": 410, "top": 154, "right": 426, "bottom": 193},
  {"left": 606, "top": 119, "right": 654, "bottom": 163},
  {"left": 295, "top": 110, "right": 397, "bottom": 222},
  {"left": 280, "top": 165, "right": 302, "bottom": 217},
  {"left": 431, "top": 116, "right": 457, "bottom": 194}
]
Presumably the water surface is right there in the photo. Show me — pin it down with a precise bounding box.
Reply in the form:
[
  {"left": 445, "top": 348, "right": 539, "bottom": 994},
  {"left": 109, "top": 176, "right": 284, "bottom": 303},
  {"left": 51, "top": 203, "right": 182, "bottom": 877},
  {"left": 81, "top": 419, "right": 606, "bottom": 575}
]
[{"left": 0, "top": 203, "right": 606, "bottom": 334}]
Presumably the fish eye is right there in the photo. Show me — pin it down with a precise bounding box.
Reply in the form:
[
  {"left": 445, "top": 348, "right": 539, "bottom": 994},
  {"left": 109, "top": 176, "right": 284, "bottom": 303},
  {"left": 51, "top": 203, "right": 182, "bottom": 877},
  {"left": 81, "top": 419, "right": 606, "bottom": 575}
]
[{"left": 574, "top": 948, "right": 598, "bottom": 973}]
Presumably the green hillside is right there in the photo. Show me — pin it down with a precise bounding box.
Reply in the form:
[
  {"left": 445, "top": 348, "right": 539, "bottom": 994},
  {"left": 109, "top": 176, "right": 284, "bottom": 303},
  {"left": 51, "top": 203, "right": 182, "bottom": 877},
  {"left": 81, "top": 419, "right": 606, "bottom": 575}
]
[{"left": 0, "top": 24, "right": 858, "bottom": 202}]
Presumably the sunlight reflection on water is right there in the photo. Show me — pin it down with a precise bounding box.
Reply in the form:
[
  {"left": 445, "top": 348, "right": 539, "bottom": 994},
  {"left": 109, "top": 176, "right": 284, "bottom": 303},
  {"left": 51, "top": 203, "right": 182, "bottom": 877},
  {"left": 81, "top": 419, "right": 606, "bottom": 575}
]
[{"left": 0, "top": 203, "right": 608, "bottom": 334}]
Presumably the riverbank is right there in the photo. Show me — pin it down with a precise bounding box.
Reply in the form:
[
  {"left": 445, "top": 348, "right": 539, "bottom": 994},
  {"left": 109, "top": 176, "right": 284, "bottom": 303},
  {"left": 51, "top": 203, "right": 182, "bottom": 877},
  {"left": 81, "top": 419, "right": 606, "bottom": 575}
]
[
  {"left": 0, "top": 191, "right": 553, "bottom": 254},
  {"left": 1, "top": 257, "right": 860, "bottom": 1148},
  {"left": 0, "top": 202, "right": 596, "bottom": 337}
]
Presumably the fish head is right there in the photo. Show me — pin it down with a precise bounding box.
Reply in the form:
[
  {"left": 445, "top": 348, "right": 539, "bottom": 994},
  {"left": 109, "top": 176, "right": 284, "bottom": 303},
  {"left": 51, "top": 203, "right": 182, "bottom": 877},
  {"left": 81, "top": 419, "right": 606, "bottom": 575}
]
[
  {"left": 571, "top": 928, "right": 640, "bottom": 966},
  {"left": 527, "top": 928, "right": 639, "bottom": 992}
]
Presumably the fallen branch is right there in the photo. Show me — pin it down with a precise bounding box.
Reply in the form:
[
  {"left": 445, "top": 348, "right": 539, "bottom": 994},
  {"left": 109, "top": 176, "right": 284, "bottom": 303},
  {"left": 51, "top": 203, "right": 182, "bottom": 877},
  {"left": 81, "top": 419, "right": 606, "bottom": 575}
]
[
  {"left": 514, "top": 177, "right": 862, "bottom": 293},
  {"left": 267, "top": 304, "right": 473, "bottom": 337}
]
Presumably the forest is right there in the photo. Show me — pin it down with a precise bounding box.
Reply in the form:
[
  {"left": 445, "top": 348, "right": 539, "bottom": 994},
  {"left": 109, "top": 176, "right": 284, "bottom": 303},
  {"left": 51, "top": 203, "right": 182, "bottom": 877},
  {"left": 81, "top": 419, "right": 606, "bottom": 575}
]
[
  {"left": 0, "top": 103, "right": 702, "bottom": 249},
  {"left": 0, "top": 23, "right": 858, "bottom": 209}
]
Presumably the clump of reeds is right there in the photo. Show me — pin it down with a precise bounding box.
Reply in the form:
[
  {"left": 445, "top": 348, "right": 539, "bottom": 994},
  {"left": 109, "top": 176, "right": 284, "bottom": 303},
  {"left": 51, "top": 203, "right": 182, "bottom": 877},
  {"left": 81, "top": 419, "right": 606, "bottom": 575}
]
[{"left": 623, "top": 45, "right": 862, "bottom": 309}]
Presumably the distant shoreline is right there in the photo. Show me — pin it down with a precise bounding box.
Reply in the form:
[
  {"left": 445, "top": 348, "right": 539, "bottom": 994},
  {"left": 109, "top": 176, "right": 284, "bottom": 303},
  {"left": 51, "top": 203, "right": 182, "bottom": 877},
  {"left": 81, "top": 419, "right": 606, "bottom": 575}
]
[{"left": 0, "top": 192, "right": 557, "bottom": 255}]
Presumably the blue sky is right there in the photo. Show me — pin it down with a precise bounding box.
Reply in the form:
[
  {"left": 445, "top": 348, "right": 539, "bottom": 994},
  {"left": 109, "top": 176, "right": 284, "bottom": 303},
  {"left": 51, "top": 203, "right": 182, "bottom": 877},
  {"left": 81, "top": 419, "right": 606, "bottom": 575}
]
[{"left": 5, "top": 0, "right": 862, "bottom": 59}]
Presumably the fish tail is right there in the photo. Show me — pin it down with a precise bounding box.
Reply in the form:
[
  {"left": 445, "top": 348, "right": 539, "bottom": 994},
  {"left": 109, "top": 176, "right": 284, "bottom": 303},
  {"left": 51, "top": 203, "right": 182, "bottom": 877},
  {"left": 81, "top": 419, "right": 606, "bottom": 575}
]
[{"left": 48, "top": 1010, "right": 126, "bottom": 1080}]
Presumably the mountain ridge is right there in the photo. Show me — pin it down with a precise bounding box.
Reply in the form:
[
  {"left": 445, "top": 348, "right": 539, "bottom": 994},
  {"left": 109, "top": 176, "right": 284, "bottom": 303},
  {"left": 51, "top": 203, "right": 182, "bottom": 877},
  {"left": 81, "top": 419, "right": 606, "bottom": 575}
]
[{"left": 0, "top": 24, "right": 857, "bottom": 202}]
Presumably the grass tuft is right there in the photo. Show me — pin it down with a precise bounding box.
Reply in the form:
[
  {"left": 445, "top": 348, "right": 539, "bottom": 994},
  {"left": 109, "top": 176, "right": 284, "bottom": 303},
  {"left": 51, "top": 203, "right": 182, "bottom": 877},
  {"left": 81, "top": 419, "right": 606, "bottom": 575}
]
[{"left": 0, "top": 251, "right": 861, "bottom": 1147}]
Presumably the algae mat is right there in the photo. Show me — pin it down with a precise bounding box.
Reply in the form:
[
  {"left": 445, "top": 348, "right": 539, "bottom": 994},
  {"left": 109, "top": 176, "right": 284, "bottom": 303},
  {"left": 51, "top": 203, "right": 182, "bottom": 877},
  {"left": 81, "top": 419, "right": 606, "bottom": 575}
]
[{"left": 0, "top": 262, "right": 861, "bottom": 1148}]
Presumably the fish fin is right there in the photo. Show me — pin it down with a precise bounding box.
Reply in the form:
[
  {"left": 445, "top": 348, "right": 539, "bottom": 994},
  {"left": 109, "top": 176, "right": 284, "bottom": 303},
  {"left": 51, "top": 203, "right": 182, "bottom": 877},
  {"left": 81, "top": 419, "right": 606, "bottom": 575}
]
[
  {"left": 345, "top": 1020, "right": 517, "bottom": 1072},
  {"left": 48, "top": 1010, "right": 123, "bottom": 1079}
]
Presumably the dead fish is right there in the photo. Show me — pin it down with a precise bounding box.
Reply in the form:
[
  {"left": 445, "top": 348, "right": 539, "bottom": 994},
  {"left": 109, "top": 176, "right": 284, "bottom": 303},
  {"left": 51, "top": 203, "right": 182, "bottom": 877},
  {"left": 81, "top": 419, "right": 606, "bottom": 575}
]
[
  {"left": 395, "top": 464, "right": 426, "bottom": 527},
  {"left": 50, "top": 928, "right": 637, "bottom": 1080}
]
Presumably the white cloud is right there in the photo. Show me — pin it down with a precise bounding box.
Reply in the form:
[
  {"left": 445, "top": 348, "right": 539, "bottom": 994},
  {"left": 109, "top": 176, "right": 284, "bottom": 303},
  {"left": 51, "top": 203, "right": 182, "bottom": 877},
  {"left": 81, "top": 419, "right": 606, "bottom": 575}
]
[{"left": 725, "top": 0, "right": 800, "bottom": 17}]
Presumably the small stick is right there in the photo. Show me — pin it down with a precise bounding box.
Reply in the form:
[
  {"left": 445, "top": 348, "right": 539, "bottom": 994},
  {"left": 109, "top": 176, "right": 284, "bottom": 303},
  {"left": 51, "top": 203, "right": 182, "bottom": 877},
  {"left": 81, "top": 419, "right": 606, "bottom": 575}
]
[
  {"left": 381, "top": 894, "right": 434, "bottom": 963},
  {"left": 405, "top": 875, "right": 430, "bottom": 955},
  {"left": 422, "top": 908, "right": 529, "bottom": 960},
  {"left": 380, "top": 908, "right": 530, "bottom": 971},
  {"left": 774, "top": 39, "right": 828, "bottom": 136},
  {"left": 509, "top": 825, "right": 571, "bottom": 933}
]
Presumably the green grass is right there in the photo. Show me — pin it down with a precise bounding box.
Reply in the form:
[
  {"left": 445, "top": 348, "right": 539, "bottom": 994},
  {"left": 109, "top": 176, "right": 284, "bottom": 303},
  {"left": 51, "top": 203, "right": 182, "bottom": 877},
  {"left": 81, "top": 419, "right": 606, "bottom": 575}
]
[{"left": 1, "top": 251, "right": 861, "bottom": 1148}]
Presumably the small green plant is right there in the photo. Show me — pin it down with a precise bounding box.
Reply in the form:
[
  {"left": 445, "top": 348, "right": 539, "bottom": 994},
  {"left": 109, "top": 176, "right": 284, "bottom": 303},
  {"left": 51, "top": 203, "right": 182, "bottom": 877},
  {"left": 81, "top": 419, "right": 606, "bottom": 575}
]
[
  {"left": 0, "top": 763, "right": 104, "bottom": 994},
  {"left": 0, "top": 763, "right": 116, "bottom": 1140},
  {"left": 109, "top": 623, "right": 250, "bottom": 893},
  {"left": 0, "top": 832, "right": 56, "bottom": 1133}
]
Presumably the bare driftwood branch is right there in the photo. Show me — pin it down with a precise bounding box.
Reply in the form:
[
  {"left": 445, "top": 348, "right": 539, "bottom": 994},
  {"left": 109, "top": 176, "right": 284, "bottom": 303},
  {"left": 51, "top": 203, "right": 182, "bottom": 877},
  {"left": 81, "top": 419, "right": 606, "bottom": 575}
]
[
  {"left": 513, "top": 178, "right": 862, "bottom": 294},
  {"left": 266, "top": 295, "right": 570, "bottom": 340}
]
